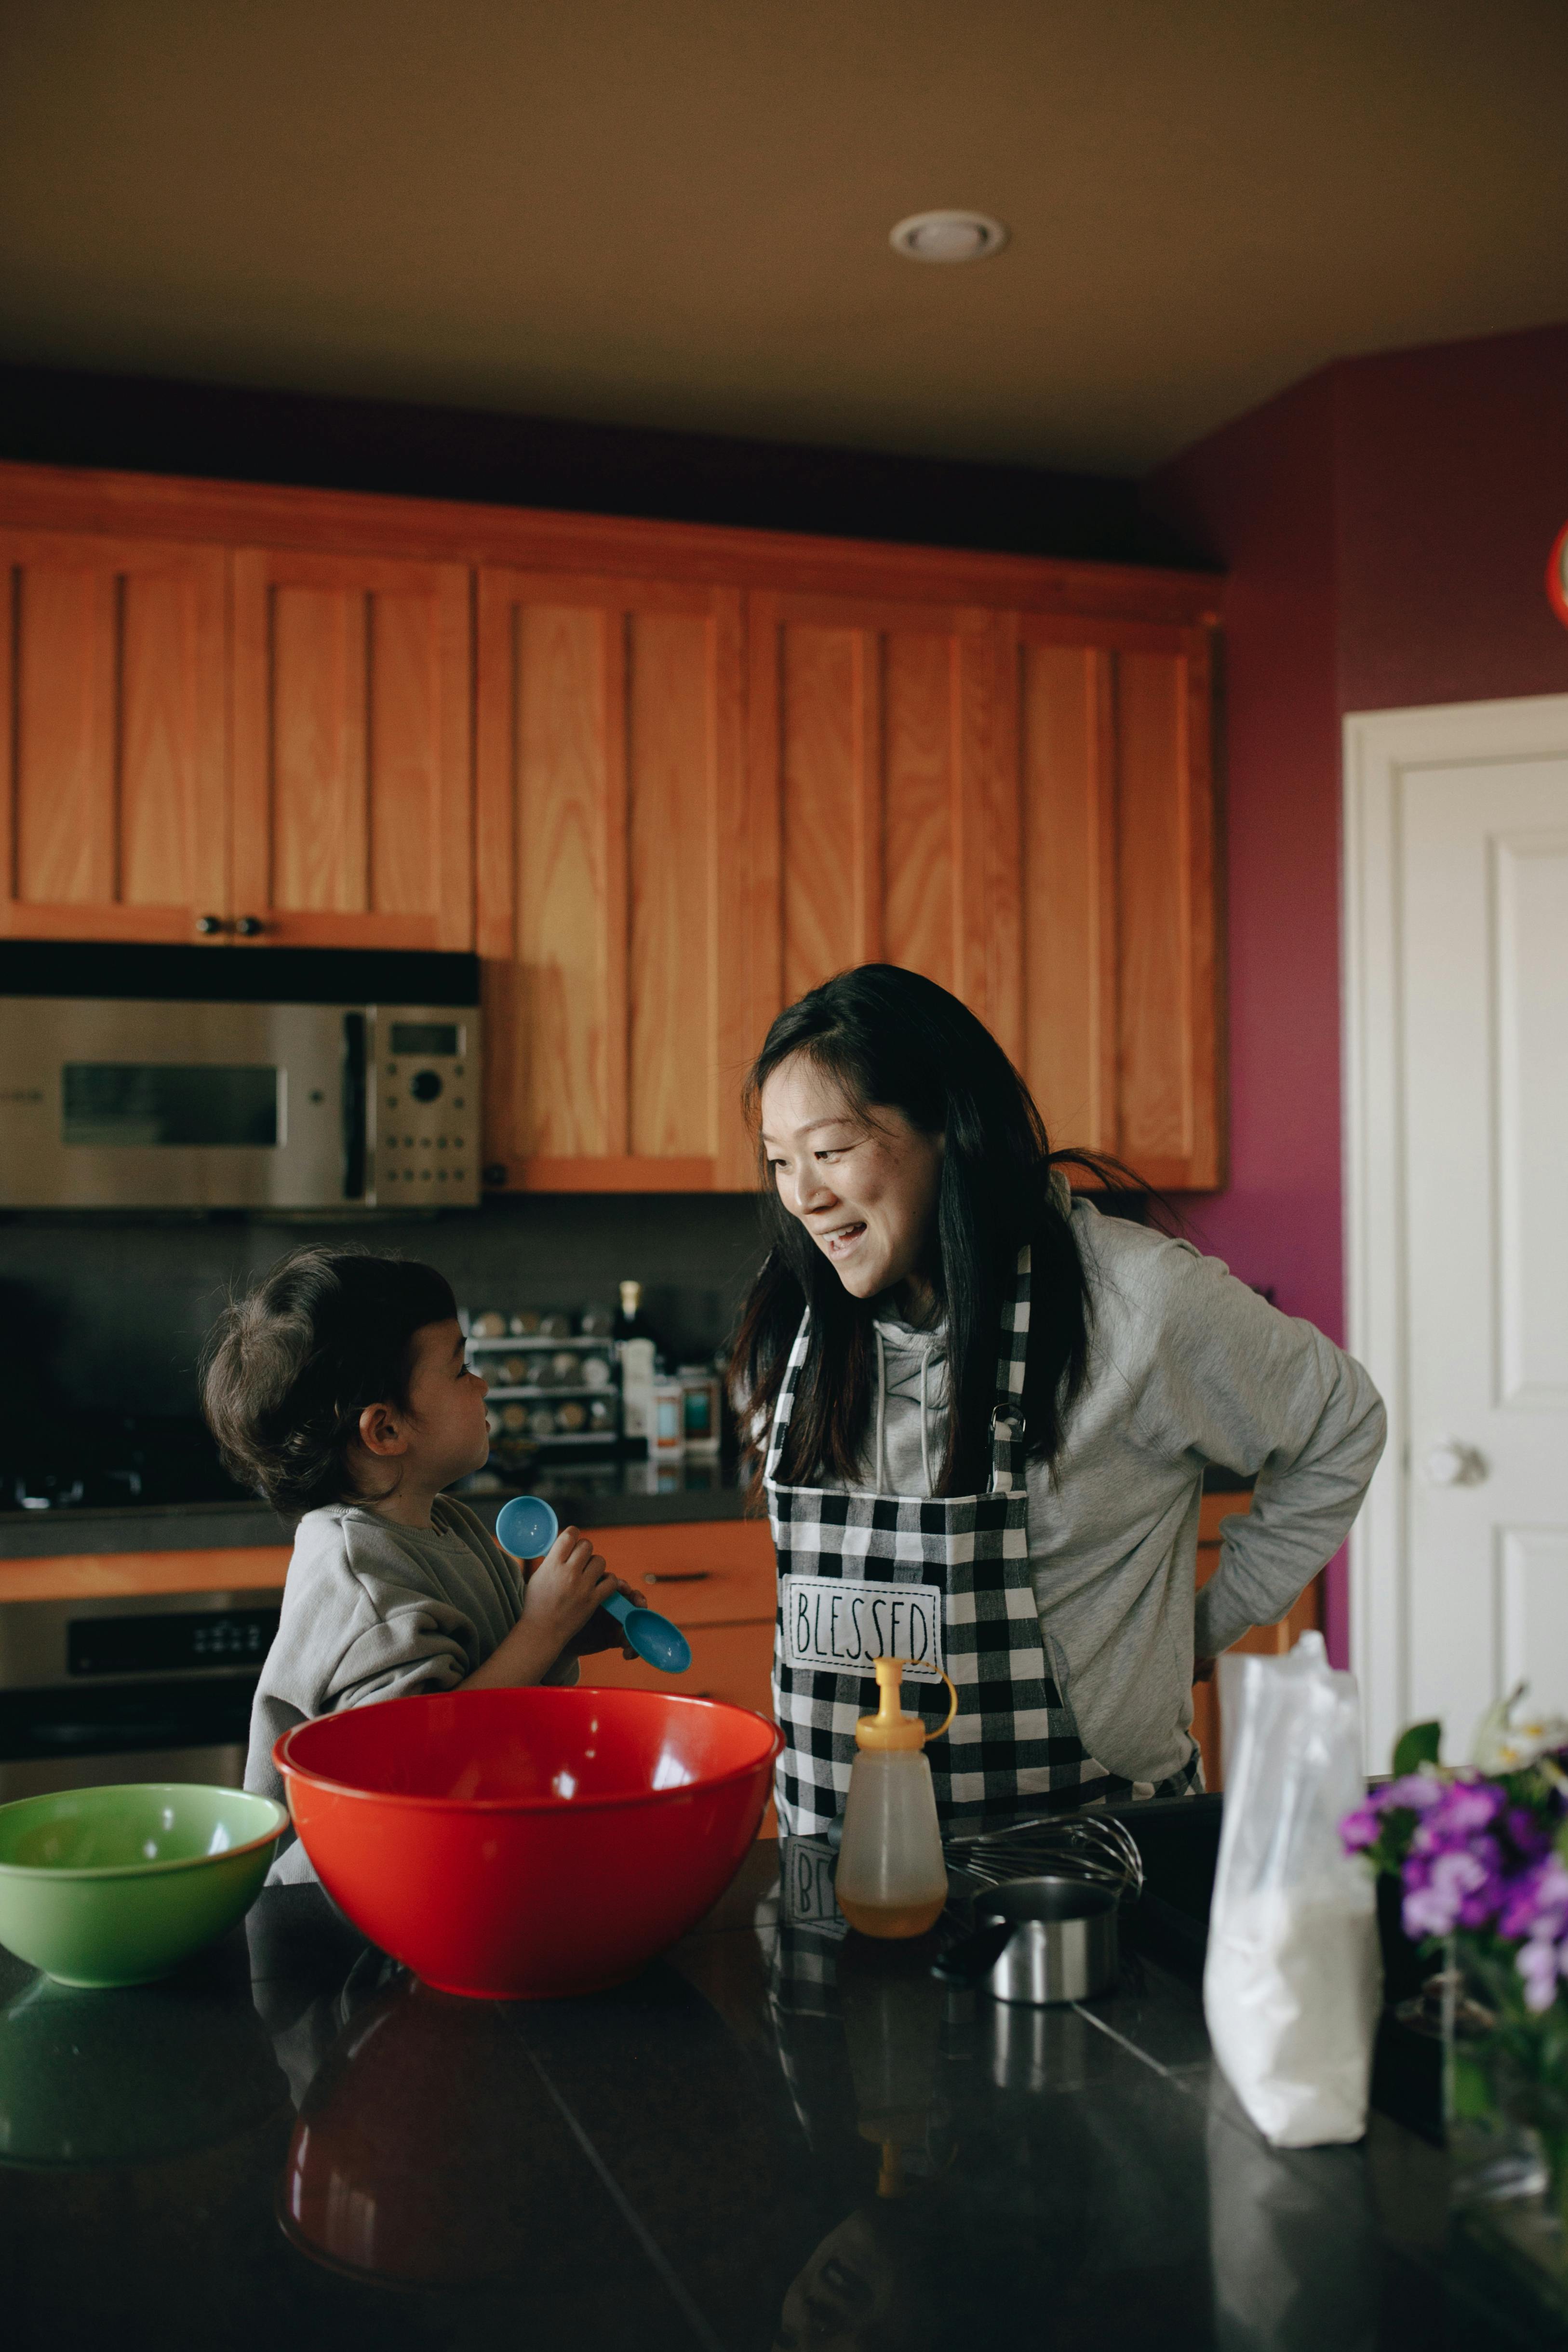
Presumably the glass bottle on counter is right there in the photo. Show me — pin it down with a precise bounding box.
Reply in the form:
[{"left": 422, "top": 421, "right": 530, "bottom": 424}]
[{"left": 612, "top": 1281, "right": 664, "bottom": 1357}]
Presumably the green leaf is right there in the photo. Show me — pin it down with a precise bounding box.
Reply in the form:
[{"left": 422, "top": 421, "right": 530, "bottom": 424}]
[
  {"left": 1392, "top": 1720, "right": 1443, "bottom": 1776},
  {"left": 1452, "top": 2053, "right": 1495, "bottom": 2122}
]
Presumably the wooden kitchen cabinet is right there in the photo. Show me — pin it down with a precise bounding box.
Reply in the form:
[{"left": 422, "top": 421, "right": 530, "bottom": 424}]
[
  {"left": 573, "top": 1516, "right": 776, "bottom": 1716},
  {"left": 0, "top": 522, "right": 471, "bottom": 951},
  {"left": 0, "top": 529, "right": 228, "bottom": 941},
  {"left": 231, "top": 548, "right": 472, "bottom": 949},
  {"left": 1188, "top": 1489, "right": 1323, "bottom": 1789},
  {"left": 743, "top": 598, "right": 1221, "bottom": 1191},
  {"left": 573, "top": 1513, "right": 777, "bottom": 1828},
  {"left": 475, "top": 569, "right": 751, "bottom": 1189},
  {"left": 1004, "top": 616, "right": 1220, "bottom": 1190},
  {"left": 744, "top": 588, "right": 994, "bottom": 1039},
  {"left": 0, "top": 461, "right": 1223, "bottom": 1190}
]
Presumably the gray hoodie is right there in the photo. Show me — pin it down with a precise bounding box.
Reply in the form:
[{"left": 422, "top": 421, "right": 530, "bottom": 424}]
[
  {"left": 246, "top": 1492, "right": 575, "bottom": 1881},
  {"left": 847, "top": 1202, "right": 1385, "bottom": 1786}
]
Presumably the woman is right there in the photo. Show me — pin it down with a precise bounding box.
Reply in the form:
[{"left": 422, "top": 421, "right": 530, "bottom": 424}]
[{"left": 733, "top": 966, "right": 1385, "bottom": 1837}]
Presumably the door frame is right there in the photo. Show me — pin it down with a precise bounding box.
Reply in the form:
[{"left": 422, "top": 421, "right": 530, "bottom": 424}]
[{"left": 1341, "top": 691, "right": 1568, "bottom": 1770}]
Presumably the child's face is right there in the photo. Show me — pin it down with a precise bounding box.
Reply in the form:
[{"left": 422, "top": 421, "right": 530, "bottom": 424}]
[{"left": 397, "top": 1317, "right": 492, "bottom": 1485}]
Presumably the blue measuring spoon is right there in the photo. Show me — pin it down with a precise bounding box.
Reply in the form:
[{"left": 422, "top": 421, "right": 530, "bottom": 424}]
[
  {"left": 496, "top": 1494, "right": 559, "bottom": 1558},
  {"left": 495, "top": 1495, "right": 692, "bottom": 1676},
  {"left": 600, "top": 1590, "right": 692, "bottom": 1676}
]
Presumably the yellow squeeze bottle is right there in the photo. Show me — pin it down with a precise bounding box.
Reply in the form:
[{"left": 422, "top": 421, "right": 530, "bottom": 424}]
[{"left": 833, "top": 1658, "right": 958, "bottom": 1939}]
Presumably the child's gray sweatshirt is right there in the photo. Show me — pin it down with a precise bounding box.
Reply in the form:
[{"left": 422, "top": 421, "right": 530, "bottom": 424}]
[
  {"left": 245, "top": 1492, "right": 575, "bottom": 1880},
  {"left": 850, "top": 1202, "right": 1386, "bottom": 1788}
]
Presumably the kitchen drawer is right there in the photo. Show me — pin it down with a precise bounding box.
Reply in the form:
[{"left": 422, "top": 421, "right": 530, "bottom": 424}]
[
  {"left": 576, "top": 1620, "right": 775, "bottom": 1721},
  {"left": 1192, "top": 1487, "right": 1324, "bottom": 1790},
  {"left": 576, "top": 1621, "right": 778, "bottom": 1839},
  {"left": 1198, "top": 1488, "right": 1251, "bottom": 1547},
  {"left": 579, "top": 1516, "right": 777, "bottom": 1628}
]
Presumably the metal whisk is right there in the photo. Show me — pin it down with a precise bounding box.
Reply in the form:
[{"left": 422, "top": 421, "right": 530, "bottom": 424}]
[{"left": 943, "top": 1813, "right": 1144, "bottom": 1904}]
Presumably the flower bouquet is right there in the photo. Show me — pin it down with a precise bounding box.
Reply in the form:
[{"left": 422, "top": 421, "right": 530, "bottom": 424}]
[{"left": 1341, "top": 1688, "right": 1568, "bottom": 2268}]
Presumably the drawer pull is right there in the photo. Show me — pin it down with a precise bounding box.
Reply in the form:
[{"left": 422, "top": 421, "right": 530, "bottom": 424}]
[{"left": 644, "top": 1572, "right": 710, "bottom": 1585}]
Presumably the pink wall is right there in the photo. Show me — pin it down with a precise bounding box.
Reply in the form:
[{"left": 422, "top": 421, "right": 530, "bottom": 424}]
[
  {"left": 1336, "top": 324, "right": 1568, "bottom": 711},
  {"left": 1146, "top": 320, "right": 1568, "bottom": 1666}
]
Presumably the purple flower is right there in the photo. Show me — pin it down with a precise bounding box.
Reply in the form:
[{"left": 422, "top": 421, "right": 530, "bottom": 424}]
[
  {"left": 1499, "top": 1855, "right": 1568, "bottom": 1943},
  {"left": 1340, "top": 1773, "right": 1449, "bottom": 1857},
  {"left": 1380, "top": 1774, "right": 1447, "bottom": 1814},
  {"left": 1341, "top": 1803, "right": 1383, "bottom": 1853},
  {"left": 1517, "top": 1936, "right": 1566, "bottom": 2015},
  {"left": 1403, "top": 1846, "right": 1501, "bottom": 1939},
  {"left": 1414, "top": 1781, "right": 1506, "bottom": 1847},
  {"left": 1505, "top": 1806, "right": 1554, "bottom": 1861}
]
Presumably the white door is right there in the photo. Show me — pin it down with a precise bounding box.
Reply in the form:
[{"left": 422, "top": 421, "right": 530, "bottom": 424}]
[{"left": 1345, "top": 696, "right": 1568, "bottom": 1771}]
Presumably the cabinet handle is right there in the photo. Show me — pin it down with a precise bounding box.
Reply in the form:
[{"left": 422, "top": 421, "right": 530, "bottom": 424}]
[
  {"left": 194, "top": 914, "right": 228, "bottom": 936},
  {"left": 234, "top": 916, "right": 265, "bottom": 938},
  {"left": 645, "top": 1572, "right": 711, "bottom": 1584},
  {"left": 482, "top": 1163, "right": 508, "bottom": 1188}
]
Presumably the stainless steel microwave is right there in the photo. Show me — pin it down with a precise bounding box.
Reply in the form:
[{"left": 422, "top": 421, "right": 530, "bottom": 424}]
[{"left": 0, "top": 943, "right": 481, "bottom": 1210}]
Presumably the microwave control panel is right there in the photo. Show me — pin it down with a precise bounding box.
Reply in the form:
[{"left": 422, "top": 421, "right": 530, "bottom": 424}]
[{"left": 372, "top": 1011, "right": 479, "bottom": 1205}]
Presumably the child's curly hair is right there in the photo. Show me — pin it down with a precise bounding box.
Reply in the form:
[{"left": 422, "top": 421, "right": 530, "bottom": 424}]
[{"left": 201, "top": 1246, "right": 457, "bottom": 1519}]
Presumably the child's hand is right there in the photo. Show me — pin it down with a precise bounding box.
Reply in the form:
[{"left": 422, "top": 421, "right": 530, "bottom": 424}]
[
  {"left": 520, "top": 1527, "right": 618, "bottom": 1657},
  {"left": 567, "top": 1572, "right": 651, "bottom": 1659},
  {"left": 461, "top": 1532, "right": 646, "bottom": 1691}
]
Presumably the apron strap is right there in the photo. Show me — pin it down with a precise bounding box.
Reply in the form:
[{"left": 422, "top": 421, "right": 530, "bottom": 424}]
[
  {"left": 768, "top": 1243, "right": 1033, "bottom": 1494},
  {"left": 989, "top": 1244, "right": 1032, "bottom": 1495},
  {"left": 763, "top": 1308, "right": 814, "bottom": 1484}
]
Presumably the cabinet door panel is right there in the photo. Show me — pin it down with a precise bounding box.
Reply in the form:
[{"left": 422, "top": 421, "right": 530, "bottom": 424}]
[
  {"left": 576, "top": 1622, "right": 775, "bottom": 1720},
  {"left": 1018, "top": 637, "right": 1117, "bottom": 1152},
  {"left": 628, "top": 608, "right": 721, "bottom": 1159},
  {"left": 269, "top": 583, "right": 365, "bottom": 915},
  {"left": 563, "top": 1516, "right": 777, "bottom": 1626},
  {"left": 749, "top": 593, "right": 992, "bottom": 1048},
  {"left": 518, "top": 599, "right": 615, "bottom": 1160},
  {"left": 478, "top": 572, "right": 747, "bottom": 1190},
  {"left": 0, "top": 531, "right": 225, "bottom": 938},
  {"left": 777, "top": 622, "right": 868, "bottom": 1000},
  {"left": 882, "top": 630, "right": 957, "bottom": 991},
  {"left": 231, "top": 550, "right": 471, "bottom": 948},
  {"left": 1011, "top": 618, "right": 1220, "bottom": 1190},
  {"left": 1192, "top": 1493, "right": 1321, "bottom": 1788},
  {"left": 1116, "top": 645, "right": 1213, "bottom": 1176}
]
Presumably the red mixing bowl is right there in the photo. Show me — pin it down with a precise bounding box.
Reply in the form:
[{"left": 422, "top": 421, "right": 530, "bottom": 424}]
[{"left": 273, "top": 1686, "right": 782, "bottom": 1999}]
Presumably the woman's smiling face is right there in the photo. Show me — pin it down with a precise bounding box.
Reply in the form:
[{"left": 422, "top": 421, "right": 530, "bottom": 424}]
[{"left": 759, "top": 1053, "right": 944, "bottom": 1305}]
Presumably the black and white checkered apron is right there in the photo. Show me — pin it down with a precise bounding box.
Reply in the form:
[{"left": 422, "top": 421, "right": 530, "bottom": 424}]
[{"left": 766, "top": 1246, "right": 1197, "bottom": 1837}]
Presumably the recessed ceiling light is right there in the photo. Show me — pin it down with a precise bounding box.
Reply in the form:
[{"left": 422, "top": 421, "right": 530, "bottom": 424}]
[{"left": 889, "top": 210, "right": 1009, "bottom": 264}]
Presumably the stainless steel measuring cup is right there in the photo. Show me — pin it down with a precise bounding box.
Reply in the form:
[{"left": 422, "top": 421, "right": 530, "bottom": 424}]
[{"left": 932, "top": 1873, "right": 1119, "bottom": 2004}]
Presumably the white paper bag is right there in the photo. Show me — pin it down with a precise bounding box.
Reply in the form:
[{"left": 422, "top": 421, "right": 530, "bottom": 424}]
[{"left": 1203, "top": 1632, "right": 1382, "bottom": 2147}]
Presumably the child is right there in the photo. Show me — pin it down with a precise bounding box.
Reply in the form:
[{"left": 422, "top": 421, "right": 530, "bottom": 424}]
[{"left": 202, "top": 1245, "right": 643, "bottom": 1882}]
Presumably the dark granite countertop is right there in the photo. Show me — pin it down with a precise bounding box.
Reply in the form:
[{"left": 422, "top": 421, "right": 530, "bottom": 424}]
[
  {"left": 0, "top": 1827, "right": 1552, "bottom": 2352},
  {"left": 0, "top": 1465, "right": 1252, "bottom": 1562},
  {"left": 0, "top": 1464, "right": 754, "bottom": 1560}
]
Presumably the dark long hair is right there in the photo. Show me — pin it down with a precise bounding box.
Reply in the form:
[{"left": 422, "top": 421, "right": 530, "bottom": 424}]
[{"left": 731, "top": 966, "right": 1121, "bottom": 1500}]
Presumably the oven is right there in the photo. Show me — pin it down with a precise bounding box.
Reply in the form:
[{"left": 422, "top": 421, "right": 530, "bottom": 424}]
[
  {"left": 0, "top": 1587, "right": 281, "bottom": 1805},
  {"left": 0, "top": 941, "right": 480, "bottom": 1211}
]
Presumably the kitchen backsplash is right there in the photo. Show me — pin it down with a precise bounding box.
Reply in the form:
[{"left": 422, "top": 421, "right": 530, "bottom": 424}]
[{"left": 0, "top": 1195, "right": 767, "bottom": 1422}]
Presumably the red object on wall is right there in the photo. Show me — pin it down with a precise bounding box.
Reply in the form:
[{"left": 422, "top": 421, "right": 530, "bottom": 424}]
[
  {"left": 1548, "top": 520, "right": 1568, "bottom": 631},
  {"left": 1146, "top": 319, "right": 1568, "bottom": 1671}
]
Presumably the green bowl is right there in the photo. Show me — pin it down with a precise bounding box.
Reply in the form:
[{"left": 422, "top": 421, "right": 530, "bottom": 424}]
[{"left": 0, "top": 1784, "right": 288, "bottom": 1989}]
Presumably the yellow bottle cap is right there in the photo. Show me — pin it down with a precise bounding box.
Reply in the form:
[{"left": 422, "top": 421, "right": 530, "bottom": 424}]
[{"left": 854, "top": 1657, "right": 958, "bottom": 1750}]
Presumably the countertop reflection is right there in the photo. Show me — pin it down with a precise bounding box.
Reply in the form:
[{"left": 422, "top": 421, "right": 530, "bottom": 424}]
[{"left": 0, "top": 1841, "right": 1541, "bottom": 2352}]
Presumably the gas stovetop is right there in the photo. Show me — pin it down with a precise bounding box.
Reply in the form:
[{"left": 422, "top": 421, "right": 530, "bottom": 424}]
[{"left": 0, "top": 1414, "right": 252, "bottom": 1514}]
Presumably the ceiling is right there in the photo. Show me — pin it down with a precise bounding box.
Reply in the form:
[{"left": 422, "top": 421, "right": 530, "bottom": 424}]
[{"left": 2, "top": 0, "right": 1565, "bottom": 476}]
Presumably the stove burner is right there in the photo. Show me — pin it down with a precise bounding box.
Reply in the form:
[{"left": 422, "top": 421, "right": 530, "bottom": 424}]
[{"left": 0, "top": 1416, "right": 252, "bottom": 1514}]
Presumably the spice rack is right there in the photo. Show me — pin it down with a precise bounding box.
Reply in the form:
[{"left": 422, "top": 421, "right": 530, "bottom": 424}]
[{"left": 465, "top": 1332, "right": 621, "bottom": 1449}]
